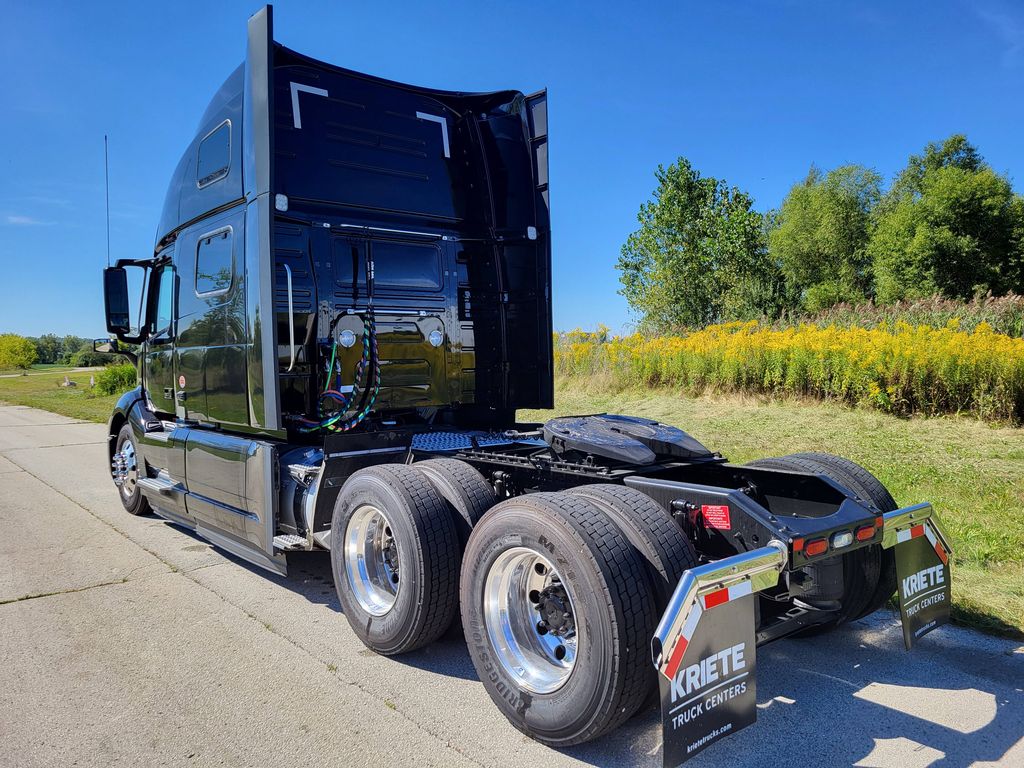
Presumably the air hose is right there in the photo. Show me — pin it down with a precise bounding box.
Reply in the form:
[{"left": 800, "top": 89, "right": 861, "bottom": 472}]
[{"left": 294, "top": 244, "right": 380, "bottom": 433}]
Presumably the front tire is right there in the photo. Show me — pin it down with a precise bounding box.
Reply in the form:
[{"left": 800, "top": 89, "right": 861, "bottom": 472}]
[
  {"left": 112, "top": 423, "right": 151, "bottom": 516},
  {"left": 331, "top": 465, "right": 460, "bottom": 655},
  {"left": 460, "top": 492, "right": 656, "bottom": 746}
]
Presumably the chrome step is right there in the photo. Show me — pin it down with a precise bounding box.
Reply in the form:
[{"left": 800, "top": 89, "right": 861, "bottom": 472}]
[
  {"left": 273, "top": 534, "right": 309, "bottom": 551},
  {"left": 137, "top": 475, "right": 185, "bottom": 497}
]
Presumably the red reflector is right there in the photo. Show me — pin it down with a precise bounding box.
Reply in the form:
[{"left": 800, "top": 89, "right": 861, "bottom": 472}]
[
  {"left": 703, "top": 588, "right": 729, "bottom": 609},
  {"left": 792, "top": 538, "right": 805, "bottom": 553},
  {"left": 875, "top": 516, "right": 883, "bottom": 528},
  {"left": 855, "top": 525, "right": 876, "bottom": 541},
  {"left": 665, "top": 637, "right": 688, "bottom": 680},
  {"left": 805, "top": 538, "right": 828, "bottom": 557},
  {"left": 911, "top": 524, "right": 925, "bottom": 539}
]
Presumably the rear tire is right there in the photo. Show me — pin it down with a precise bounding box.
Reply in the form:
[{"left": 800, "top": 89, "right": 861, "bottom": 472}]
[
  {"left": 746, "top": 452, "right": 898, "bottom": 630},
  {"left": 566, "top": 484, "right": 696, "bottom": 609},
  {"left": 413, "top": 458, "right": 495, "bottom": 547},
  {"left": 460, "top": 492, "right": 656, "bottom": 746},
  {"left": 566, "top": 484, "right": 697, "bottom": 711},
  {"left": 113, "top": 424, "right": 151, "bottom": 516},
  {"left": 784, "top": 452, "right": 897, "bottom": 619},
  {"left": 331, "top": 464, "right": 460, "bottom": 655}
]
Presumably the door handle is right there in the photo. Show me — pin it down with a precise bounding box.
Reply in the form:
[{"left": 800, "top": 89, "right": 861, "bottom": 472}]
[
  {"left": 163, "top": 387, "right": 173, "bottom": 400},
  {"left": 175, "top": 390, "right": 187, "bottom": 403}
]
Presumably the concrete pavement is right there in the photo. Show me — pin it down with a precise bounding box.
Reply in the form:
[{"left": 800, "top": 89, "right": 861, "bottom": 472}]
[{"left": 0, "top": 403, "right": 1021, "bottom": 767}]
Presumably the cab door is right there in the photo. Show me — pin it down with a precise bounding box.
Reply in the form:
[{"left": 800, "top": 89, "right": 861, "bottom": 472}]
[
  {"left": 174, "top": 208, "right": 248, "bottom": 425},
  {"left": 143, "top": 254, "right": 178, "bottom": 417}
]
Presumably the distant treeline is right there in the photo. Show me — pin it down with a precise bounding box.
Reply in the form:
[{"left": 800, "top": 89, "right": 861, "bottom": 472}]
[
  {"left": 618, "top": 134, "right": 1024, "bottom": 333},
  {"left": 29, "top": 333, "right": 111, "bottom": 367},
  {"left": 0, "top": 332, "right": 131, "bottom": 370}
]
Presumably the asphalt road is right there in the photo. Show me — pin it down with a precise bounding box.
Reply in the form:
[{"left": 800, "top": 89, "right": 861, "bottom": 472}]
[{"left": 0, "top": 403, "right": 1021, "bottom": 767}]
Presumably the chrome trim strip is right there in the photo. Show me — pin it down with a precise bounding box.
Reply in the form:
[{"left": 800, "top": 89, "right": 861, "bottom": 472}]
[
  {"left": 330, "top": 223, "right": 444, "bottom": 240},
  {"left": 880, "top": 502, "right": 951, "bottom": 553}
]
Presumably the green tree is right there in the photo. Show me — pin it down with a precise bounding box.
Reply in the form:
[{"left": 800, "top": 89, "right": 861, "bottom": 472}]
[
  {"left": 33, "top": 333, "right": 64, "bottom": 364},
  {"left": 769, "top": 164, "right": 882, "bottom": 311},
  {"left": 59, "top": 335, "right": 87, "bottom": 365},
  {"left": 617, "top": 158, "right": 782, "bottom": 331},
  {"left": 0, "top": 334, "right": 39, "bottom": 370},
  {"left": 869, "top": 135, "right": 1022, "bottom": 303}
]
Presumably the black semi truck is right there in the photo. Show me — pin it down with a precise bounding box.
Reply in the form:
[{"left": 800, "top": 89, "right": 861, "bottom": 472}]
[{"left": 100, "top": 7, "right": 952, "bottom": 764}]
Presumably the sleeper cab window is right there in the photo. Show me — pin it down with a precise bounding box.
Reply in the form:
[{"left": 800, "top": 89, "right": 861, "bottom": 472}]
[
  {"left": 197, "top": 120, "right": 231, "bottom": 188},
  {"left": 196, "top": 228, "right": 233, "bottom": 297}
]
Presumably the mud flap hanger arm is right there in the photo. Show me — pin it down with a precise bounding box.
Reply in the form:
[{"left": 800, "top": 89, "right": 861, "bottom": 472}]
[
  {"left": 652, "top": 541, "right": 788, "bottom": 676},
  {"left": 880, "top": 502, "right": 951, "bottom": 563}
]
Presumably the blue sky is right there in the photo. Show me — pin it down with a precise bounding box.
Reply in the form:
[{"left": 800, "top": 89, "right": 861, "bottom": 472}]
[{"left": 1, "top": 0, "right": 1022, "bottom": 338}]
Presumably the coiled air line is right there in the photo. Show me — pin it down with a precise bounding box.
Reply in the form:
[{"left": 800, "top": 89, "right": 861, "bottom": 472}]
[{"left": 294, "top": 244, "right": 380, "bottom": 433}]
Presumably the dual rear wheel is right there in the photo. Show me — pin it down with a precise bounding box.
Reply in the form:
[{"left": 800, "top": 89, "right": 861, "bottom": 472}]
[
  {"left": 330, "top": 452, "right": 897, "bottom": 745},
  {"left": 330, "top": 461, "right": 696, "bottom": 745}
]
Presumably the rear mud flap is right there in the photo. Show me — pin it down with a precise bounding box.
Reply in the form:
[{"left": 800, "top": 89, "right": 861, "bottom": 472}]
[
  {"left": 652, "top": 543, "right": 786, "bottom": 765},
  {"left": 881, "top": 502, "right": 953, "bottom": 649},
  {"left": 652, "top": 503, "right": 952, "bottom": 766}
]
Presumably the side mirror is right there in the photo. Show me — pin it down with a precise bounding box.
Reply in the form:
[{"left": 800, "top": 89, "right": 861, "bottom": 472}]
[
  {"left": 103, "top": 267, "right": 131, "bottom": 335},
  {"left": 93, "top": 338, "right": 138, "bottom": 365}
]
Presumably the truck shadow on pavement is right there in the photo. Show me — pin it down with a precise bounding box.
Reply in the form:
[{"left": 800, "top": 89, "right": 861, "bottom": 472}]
[{"left": 210, "top": 542, "right": 1024, "bottom": 767}]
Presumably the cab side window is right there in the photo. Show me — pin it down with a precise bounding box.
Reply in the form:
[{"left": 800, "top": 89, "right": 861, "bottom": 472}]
[
  {"left": 197, "top": 121, "right": 231, "bottom": 188},
  {"left": 196, "top": 228, "right": 233, "bottom": 297},
  {"left": 153, "top": 265, "right": 175, "bottom": 336}
]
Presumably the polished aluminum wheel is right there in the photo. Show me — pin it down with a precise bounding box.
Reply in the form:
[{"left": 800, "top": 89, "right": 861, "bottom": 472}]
[
  {"left": 344, "top": 504, "right": 400, "bottom": 616},
  {"left": 112, "top": 440, "right": 138, "bottom": 497},
  {"left": 483, "top": 547, "right": 580, "bottom": 694}
]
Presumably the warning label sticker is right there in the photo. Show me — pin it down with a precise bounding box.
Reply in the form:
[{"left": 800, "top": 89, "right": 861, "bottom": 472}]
[{"left": 701, "top": 505, "right": 731, "bottom": 530}]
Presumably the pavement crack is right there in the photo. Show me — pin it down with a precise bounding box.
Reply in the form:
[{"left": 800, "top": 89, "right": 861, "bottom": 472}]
[
  {"left": 0, "top": 422, "right": 90, "bottom": 427},
  {"left": 2, "top": 456, "right": 179, "bottom": 577},
  {"left": 195, "top": 575, "right": 493, "bottom": 768},
  {"left": 0, "top": 577, "right": 130, "bottom": 606},
  {"left": 798, "top": 668, "right": 859, "bottom": 688},
  {"left": 0, "top": 442, "right": 106, "bottom": 452}
]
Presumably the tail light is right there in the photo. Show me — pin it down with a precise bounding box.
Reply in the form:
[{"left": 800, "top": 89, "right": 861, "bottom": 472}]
[
  {"left": 855, "top": 524, "right": 876, "bottom": 541},
  {"left": 804, "top": 538, "right": 828, "bottom": 557}
]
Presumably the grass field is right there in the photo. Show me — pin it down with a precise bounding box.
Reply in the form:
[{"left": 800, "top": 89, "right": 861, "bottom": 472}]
[
  {"left": 2, "top": 366, "right": 1020, "bottom": 638},
  {"left": 523, "top": 384, "right": 1024, "bottom": 638},
  {"left": 0, "top": 367, "right": 120, "bottom": 423}
]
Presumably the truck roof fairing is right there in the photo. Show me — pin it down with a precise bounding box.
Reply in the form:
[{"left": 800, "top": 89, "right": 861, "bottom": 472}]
[{"left": 155, "top": 6, "right": 548, "bottom": 251}]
